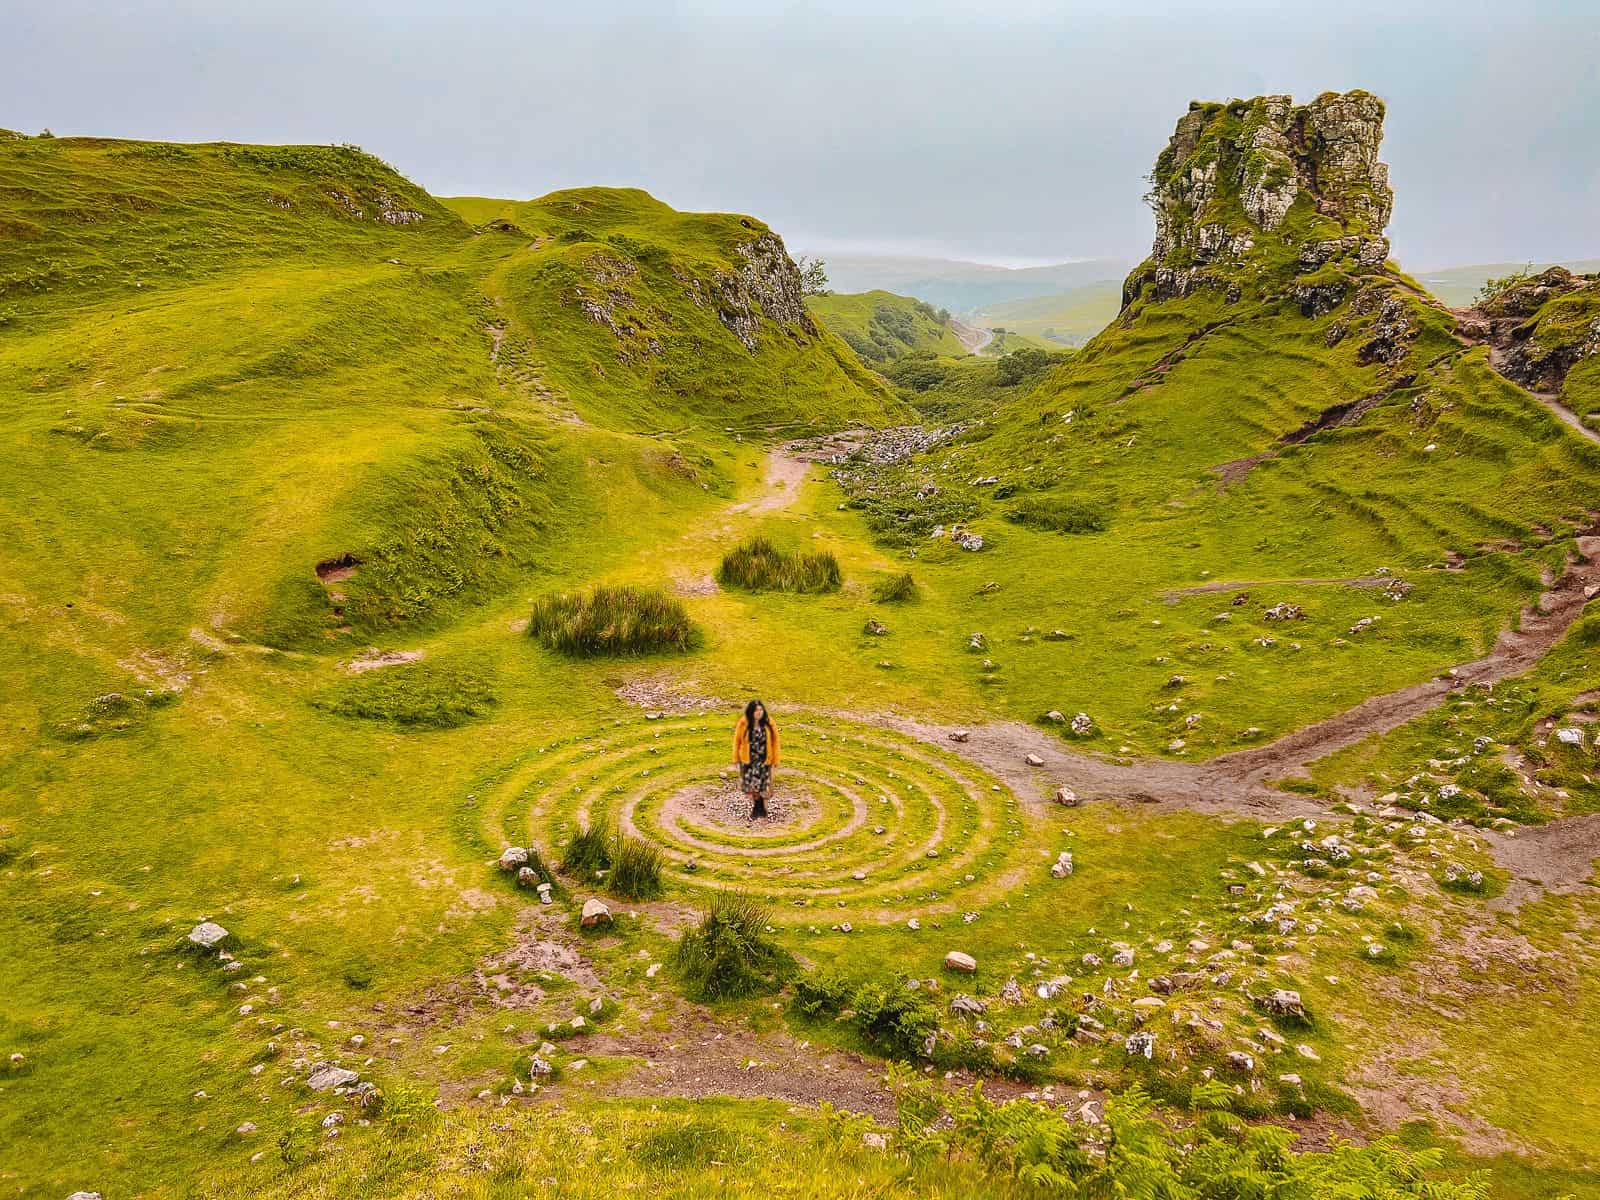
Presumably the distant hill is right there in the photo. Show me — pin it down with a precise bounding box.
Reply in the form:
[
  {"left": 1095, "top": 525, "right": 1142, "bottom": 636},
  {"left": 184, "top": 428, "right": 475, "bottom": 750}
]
[
  {"left": 812, "top": 253, "right": 1131, "bottom": 315},
  {"left": 1415, "top": 258, "right": 1600, "bottom": 306},
  {"left": 968, "top": 280, "right": 1124, "bottom": 347},
  {"left": 806, "top": 289, "right": 966, "bottom": 364}
]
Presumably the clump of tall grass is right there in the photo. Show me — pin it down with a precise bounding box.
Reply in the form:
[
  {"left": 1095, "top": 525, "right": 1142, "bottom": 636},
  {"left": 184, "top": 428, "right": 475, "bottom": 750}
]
[
  {"left": 672, "top": 893, "right": 793, "bottom": 1001},
  {"left": 562, "top": 817, "right": 613, "bottom": 875},
  {"left": 528, "top": 585, "right": 697, "bottom": 656},
  {"left": 871, "top": 571, "right": 918, "bottom": 603},
  {"left": 1004, "top": 496, "right": 1109, "bottom": 534},
  {"left": 716, "top": 537, "right": 841, "bottom": 593},
  {"left": 609, "top": 834, "right": 663, "bottom": 899}
]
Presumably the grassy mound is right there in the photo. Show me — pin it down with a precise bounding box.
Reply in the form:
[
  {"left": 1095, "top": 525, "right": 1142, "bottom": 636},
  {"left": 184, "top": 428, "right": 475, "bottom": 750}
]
[
  {"left": 716, "top": 537, "right": 841, "bottom": 593},
  {"left": 673, "top": 893, "right": 793, "bottom": 1001},
  {"left": 528, "top": 585, "right": 697, "bottom": 656},
  {"left": 311, "top": 661, "right": 496, "bottom": 729}
]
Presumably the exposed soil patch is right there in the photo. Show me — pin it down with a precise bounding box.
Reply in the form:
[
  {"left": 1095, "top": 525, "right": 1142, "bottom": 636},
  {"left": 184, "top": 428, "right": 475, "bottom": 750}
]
[
  {"left": 670, "top": 572, "right": 719, "bottom": 597},
  {"left": 388, "top": 912, "right": 600, "bottom": 1029},
  {"left": 728, "top": 449, "right": 811, "bottom": 516},
  {"left": 346, "top": 649, "right": 424, "bottom": 673},
  {"left": 1482, "top": 814, "right": 1600, "bottom": 911},
  {"left": 315, "top": 553, "right": 360, "bottom": 584}
]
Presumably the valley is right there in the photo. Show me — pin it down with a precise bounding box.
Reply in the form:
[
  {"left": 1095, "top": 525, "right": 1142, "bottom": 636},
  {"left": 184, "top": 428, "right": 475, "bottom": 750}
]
[{"left": 3, "top": 90, "right": 1600, "bottom": 1200}]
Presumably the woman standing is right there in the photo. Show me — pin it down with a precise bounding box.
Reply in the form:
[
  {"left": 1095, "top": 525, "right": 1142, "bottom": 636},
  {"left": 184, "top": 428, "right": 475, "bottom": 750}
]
[{"left": 732, "top": 699, "right": 779, "bottom": 819}]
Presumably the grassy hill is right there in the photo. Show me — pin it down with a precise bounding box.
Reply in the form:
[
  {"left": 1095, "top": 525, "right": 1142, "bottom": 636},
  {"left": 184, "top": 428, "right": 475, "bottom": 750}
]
[
  {"left": 4, "top": 107, "right": 1600, "bottom": 1200},
  {"left": 805, "top": 289, "right": 965, "bottom": 364},
  {"left": 968, "top": 279, "right": 1124, "bottom": 347}
]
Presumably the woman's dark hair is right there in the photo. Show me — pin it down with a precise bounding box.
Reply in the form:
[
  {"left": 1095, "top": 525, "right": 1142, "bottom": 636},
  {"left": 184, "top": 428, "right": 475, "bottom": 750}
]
[{"left": 744, "top": 698, "right": 768, "bottom": 728}]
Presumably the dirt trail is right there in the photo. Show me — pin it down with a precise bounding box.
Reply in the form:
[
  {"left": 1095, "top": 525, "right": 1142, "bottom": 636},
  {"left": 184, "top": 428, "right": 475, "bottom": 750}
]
[{"left": 728, "top": 449, "right": 811, "bottom": 516}]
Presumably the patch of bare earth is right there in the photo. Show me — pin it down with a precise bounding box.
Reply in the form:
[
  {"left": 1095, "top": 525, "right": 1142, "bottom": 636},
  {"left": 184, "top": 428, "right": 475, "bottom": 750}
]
[{"left": 346, "top": 649, "right": 424, "bottom": 673}]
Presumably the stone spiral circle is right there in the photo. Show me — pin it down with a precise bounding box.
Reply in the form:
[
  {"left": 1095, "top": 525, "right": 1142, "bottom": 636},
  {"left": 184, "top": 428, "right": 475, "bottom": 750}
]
[{"left": 473, "top": 713, "right": 1033, "bottom": 925}]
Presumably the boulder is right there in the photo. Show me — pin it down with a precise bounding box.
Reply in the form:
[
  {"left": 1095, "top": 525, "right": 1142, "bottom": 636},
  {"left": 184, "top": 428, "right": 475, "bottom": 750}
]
[
  {"left": 950, "top": 994, "right": 985, "bottom": 1016},
  {"left": 529, "top": 1055, "right": 554, "bottom": 1076},
  {"left": 948, "top": 729, "right": 970, "bottom": 743},
  {"left": 188, "top": 921, "right": 229, "bottom": 950},
  {"left": 1555, "top": 727, "right": 1585, "bottom": 747},
  {"left": 1053, "top": 786, "right": 1079, "bottom": 806},
  {"left": 1050, "top": 852, "right": 1074, "bottom": 879},
  {"left": 1227, "top": 1050, "right": 1256, "bottom": 1073},
  {"left": 517, "top": 866, "right": 539, "bottom": 888},
  {"left": 863, "top": 618, "right": 889, "bottom": 636},
  {"left": 1025, "top": 753, "right": 1045, "bottom": 767},
  {"left": 1000, "top": 977, "right": 1024, "bottom": 1005},
  {"left": 306, "top": 1062, "right": 359, "bottom": 1092},
  {"left": 1045, "top": 710, "right": 1066, "bottom": 724},
  {"left": 1124, "top": 1031, "right": 1155, "bottom": 1059},
  {"left": 944, "top": 950, "right": 978, "bottom": 973},
  {"left": 580, "top": 898, "right": 612, "bottom": 929},
  {"left": 861, "top": 1131, "right": 888, "bottom": 1150},
  {"left": 1070, "top": 712, "right": 1094, "bottom": 736},
  {"left": 498, "top": 846, "right": 530, "bottom": 872},
  {"left": 1257, "top": 989, "right": 1306, "bottom": 1019}
]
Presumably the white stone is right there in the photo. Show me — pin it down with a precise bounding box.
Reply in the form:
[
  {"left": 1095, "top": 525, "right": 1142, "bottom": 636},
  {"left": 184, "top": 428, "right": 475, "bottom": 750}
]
[{"left": 944, "top": 950, "right": 978, "bottom": 973}]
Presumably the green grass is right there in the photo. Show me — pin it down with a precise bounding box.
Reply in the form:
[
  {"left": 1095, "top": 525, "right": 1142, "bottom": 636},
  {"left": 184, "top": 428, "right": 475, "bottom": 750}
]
[
  {"left": 6, "top": 115, "right": 1600, "bottom": 1200},
  {"left": 311, "top": 659, "right": 497, "bottom": 729},
  {"left": 871, "top": 570, "right": 918, "bottom": 602},
  {"left": 716, "top": 536, "right": 842, "bottom": 593},
  {"left": 528, "top": 585, "right": 698, "bottom": 656}
]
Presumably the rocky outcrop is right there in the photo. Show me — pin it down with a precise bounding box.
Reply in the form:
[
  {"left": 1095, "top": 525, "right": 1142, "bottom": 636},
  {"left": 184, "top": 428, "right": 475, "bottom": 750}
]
[
  {"left": 1125, "top": 91, "right": 1393, "bottom": 306},
  {"left": 1454, "top": 267, "right": 1600, "bottom": 394},
  {"left": 713, "top": 231, "right": 818, "bottom": 352}
]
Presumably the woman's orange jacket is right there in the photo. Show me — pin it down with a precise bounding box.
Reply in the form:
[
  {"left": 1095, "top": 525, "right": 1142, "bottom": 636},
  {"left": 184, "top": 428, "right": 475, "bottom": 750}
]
[{"left": 732, "top": 716, "right": 780, "bottom": 766}]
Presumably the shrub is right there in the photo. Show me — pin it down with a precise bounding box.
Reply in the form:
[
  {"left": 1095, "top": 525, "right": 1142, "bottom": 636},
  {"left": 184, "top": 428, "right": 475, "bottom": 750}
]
[
  {"left": 673, "top": 893, "right": 793, "bottom": 1001},
  {"left": 716, "top": 537, "right": 841, "bottom": 593},
  {"left": 1004, "top": 496, "right": 1110, "bottom": 534},
  {"left": 562, "top": 817, "right": 613, "bottom": 876},
  {"left": 528, "top": 585, "right": 697, "bottom": 656},
  {"left": 609, "top": 834, "right": 663, "bottom": 899},
  {"left": 794, "top": 971, "right": 938, "bottom": 1059},
  {"left": 871, "top": 571, "right": 918, "bottom": 603}
]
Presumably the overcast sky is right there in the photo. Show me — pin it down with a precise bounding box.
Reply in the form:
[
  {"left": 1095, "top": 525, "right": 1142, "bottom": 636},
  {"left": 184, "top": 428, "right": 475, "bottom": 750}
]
[{"left": 6, "top": 0, "right": 1597, "bottom": 269}]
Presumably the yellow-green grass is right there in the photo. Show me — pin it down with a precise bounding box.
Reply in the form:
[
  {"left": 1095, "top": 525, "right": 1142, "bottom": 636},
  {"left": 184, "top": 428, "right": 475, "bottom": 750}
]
[{"left": 6, "top": 130, "right": 1600, "bottom": 1199}]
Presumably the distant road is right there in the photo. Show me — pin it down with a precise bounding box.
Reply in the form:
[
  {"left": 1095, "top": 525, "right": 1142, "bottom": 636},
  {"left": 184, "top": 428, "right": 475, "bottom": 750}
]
[{"left": 949, "top": 318, "right": 994, "bottom": 355}]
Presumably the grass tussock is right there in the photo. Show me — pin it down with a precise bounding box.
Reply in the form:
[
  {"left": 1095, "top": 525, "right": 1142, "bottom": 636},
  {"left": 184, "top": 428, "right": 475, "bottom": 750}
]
[
  {"left": 871, "top": 570, "right": 918, "bottom": 603},
  {"left": 1004, "top": 495, "right": 1110, "bottom": 534},
  {"left": 528, "top": 585, "right": 697, "bottom": 656},
  {"left": 562, "top": 817, "right": 613, "bottom": 875},
  {"left": 608, "top": 834, "right": 664, "bottom": 899},
  {"left": 716, "top": 537, "right": 841, "bottom": 593},
  {"left": 673, "top": 893, "right": 793, "bottom": 1001}
]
